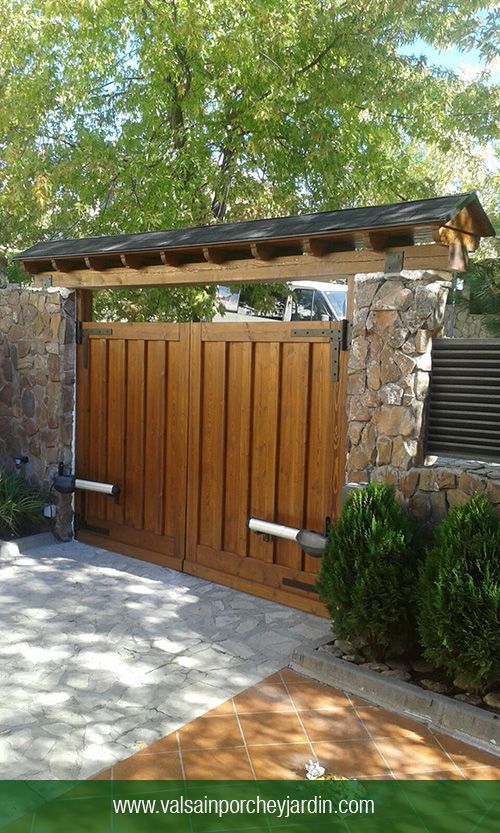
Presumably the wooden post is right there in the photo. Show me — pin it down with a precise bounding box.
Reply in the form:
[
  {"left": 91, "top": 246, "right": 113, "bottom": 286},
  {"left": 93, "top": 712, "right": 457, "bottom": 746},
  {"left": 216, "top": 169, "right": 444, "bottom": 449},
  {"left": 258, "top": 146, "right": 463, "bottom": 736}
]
[{"left": 76, "top": 288, "right": 93, "bottom": 322}]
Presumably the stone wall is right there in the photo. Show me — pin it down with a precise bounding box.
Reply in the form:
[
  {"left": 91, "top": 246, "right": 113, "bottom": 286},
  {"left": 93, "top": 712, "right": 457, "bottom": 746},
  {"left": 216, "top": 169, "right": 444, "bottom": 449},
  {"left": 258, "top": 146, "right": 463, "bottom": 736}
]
[
  {"left": 396, "top": 459, "right": 500, "bottom": 529},
  {"left": 0, "top": 285, "right": 75, "bottom": 538},
  {"left": 345, "top": 268, "right": 500, "bottom": 527},
  {"left": 443, "top": 303, "right": 492, "bottom": 339},
  {"left": 346, "top": 270, "right": 451, "bottom": 483}
]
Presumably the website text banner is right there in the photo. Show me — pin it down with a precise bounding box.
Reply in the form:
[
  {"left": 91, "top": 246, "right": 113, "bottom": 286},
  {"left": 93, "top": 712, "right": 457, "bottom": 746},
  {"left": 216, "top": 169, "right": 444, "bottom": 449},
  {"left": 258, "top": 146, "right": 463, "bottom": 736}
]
[{"left": 0, "top": 780, "right": 498, "bottom": 833}]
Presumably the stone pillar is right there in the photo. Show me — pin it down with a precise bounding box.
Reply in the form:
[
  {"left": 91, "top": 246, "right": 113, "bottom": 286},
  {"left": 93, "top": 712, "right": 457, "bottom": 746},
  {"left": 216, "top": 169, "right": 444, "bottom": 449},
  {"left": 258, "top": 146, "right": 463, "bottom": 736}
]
[
  {"left": 345, "top": 270, "right": 451, "bottom": 485},
  {"left": 0, "top": 285, "right": 75, "bottom": 539}
]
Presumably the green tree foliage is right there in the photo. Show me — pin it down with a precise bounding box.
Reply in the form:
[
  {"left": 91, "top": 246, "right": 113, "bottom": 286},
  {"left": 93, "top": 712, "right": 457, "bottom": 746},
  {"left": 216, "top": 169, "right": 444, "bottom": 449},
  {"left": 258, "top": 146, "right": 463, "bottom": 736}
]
[
  {"left": 0, "top": 1, "right": 498, "bottom": 320},
  {"left": 458, "top": 257, "right": 500, "bottom": 336},
  {"left": 417, "top": 494, "right": 500, "bottom": 692},
  {"left": 317, "top": 483, "right": 419, "bottom": 659}
]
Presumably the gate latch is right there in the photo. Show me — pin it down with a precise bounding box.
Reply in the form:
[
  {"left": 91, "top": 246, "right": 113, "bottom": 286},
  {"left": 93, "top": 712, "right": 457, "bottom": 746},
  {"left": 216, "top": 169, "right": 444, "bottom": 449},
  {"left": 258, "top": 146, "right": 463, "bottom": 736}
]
[{"left": 291, "top": 320, "right": 351, "bottom": 381}]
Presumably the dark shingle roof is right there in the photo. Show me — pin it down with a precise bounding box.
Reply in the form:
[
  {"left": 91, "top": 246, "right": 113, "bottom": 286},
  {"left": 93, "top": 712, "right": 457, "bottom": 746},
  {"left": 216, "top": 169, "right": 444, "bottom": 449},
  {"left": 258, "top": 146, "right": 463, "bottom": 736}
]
[{"left": 15, "top": 192, "right": 494, "bottom": 262}]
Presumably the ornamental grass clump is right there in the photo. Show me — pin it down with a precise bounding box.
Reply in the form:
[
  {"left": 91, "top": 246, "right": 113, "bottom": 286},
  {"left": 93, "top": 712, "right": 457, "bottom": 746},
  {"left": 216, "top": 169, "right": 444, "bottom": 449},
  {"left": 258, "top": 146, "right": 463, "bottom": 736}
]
[
  {"left": 0, "top": 470, "right": 45, "bottom": 538},
  {"left": 417, "top": 493, "right": 500, "bottom": 693},
  {"left": 317, "top": 482, "right": 419, "bottom": 659}
]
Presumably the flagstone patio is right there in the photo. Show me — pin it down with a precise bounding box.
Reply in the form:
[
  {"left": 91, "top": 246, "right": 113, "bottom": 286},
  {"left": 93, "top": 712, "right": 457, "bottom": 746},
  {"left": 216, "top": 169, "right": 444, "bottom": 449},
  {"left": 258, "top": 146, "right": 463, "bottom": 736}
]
[{"left": 0, "top": 540, "right": 328, "bottom": 780}]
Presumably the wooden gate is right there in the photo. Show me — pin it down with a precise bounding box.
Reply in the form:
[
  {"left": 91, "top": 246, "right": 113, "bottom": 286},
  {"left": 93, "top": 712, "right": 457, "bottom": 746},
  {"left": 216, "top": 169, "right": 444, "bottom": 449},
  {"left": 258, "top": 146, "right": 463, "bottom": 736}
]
[{"left": 76, "top": 320, "right": 348, "bottom": 614}]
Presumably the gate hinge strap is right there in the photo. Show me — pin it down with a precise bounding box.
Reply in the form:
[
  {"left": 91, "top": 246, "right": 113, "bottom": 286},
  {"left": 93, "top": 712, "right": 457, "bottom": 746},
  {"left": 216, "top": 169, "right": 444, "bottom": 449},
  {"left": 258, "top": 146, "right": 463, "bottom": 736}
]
[{"left": 341, "top": 319, "right": 352, "bottom": 351}]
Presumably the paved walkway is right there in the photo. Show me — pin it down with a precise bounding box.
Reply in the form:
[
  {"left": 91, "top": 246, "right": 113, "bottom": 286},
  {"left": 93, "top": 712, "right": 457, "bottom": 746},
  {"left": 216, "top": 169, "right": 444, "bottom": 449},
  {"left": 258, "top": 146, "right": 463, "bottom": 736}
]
[
  {"left": 0, "top": 540, "right": 328, "bottom": 780},
  {"left": 96, "top": 668, "right": 500, "bottom": 781}
]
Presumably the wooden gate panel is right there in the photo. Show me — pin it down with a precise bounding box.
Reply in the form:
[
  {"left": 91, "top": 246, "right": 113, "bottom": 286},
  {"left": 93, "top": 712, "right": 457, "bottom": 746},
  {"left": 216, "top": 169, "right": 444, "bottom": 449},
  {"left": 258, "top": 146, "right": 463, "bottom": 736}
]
[
  {"left": 184, "top": 322, "right": 342, "bottom": 613},
  {"left": 77, "top": 324, "right": 189, "bottom": 568}
]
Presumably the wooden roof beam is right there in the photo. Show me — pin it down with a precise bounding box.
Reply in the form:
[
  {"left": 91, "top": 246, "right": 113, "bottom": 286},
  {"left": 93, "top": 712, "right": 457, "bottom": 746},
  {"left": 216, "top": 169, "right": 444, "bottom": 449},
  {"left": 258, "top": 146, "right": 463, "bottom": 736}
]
[
  {"left": 33, "top": 244, "right": 452, "bottom": 289},
  {"left": 120, "top": 253, "right": 150, "bottom": 269},
  {"left": 434, "top": 225, "right": 480, "bottom": 253},
  {"left": 22, "top": 260, "right": 50, "bottom": 275},
  {"left": 302, "top": 238, "right": 331, "bottom": 257},
  {"left": 203, "top": 247, "right": 231, "bottom": 264},
  {"left": 250, "top": 242, "right": 279, "bottom": 261}
]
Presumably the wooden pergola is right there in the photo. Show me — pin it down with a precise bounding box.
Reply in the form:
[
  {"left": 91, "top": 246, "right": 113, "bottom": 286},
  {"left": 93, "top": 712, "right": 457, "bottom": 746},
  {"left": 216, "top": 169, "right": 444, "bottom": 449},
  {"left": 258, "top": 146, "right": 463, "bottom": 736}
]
[{"left": 15, "top": 192, "right": 495, "bottom": 292}]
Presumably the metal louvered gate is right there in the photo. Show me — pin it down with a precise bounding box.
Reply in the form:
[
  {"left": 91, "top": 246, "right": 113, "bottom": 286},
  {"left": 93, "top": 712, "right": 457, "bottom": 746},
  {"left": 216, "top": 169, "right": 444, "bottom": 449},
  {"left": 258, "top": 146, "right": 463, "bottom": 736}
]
[{"left": 427, "top": 339, "right": 500, "bottom": 462}]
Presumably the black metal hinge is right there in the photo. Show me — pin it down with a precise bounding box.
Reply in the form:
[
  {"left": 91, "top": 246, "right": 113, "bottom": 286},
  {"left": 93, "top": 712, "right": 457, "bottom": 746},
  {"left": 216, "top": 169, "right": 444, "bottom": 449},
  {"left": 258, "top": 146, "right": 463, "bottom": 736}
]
[{"left": 291, "top": 322, "right": 352, "bottom": 381}]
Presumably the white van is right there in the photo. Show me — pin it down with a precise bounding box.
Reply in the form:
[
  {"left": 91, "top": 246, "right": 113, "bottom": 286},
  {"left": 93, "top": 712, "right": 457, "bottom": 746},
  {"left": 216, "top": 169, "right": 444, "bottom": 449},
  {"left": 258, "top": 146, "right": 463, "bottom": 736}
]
[{"left": 213, "top": 280, "right": 347, "bottom": 323}]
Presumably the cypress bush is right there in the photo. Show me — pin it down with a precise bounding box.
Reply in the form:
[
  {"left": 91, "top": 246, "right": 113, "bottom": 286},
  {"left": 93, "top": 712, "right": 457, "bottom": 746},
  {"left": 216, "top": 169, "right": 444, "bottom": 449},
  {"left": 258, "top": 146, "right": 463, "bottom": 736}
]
[
  {"left": 317, "top": 482, "right": 419, "bottom": 659},
  {"left": 417, "top": 493, "right": 500, "bottom": 692}
]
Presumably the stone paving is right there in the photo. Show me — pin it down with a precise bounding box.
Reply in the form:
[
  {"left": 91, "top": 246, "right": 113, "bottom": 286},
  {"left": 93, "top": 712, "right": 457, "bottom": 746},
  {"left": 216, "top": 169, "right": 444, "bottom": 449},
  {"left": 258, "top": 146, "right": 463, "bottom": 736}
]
[{"left": 0, "top": 540, "right": 329, "bottom": 780}]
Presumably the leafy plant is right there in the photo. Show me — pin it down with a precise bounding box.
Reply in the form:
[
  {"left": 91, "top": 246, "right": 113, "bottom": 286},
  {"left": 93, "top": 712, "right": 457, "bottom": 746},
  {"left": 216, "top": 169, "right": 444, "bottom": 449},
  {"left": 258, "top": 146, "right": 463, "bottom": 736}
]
[
  {"left": 417, "top": 494, "right": 500, "bottom": 693},
  {"left": 317, "top": 482, "right": 419, "bottom": 659},
  {"left": 453, "top": 258, "right": 500, "bottom": 337},
  {"left": 0, "top": 471, "right": 45, "bottom": 537}
]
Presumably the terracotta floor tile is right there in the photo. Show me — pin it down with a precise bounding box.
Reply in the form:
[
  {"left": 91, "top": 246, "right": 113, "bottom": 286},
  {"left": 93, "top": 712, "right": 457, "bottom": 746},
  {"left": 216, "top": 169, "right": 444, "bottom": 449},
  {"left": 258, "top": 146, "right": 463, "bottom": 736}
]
[
  {"left": 258, "top": 672, "right": 283, "bottom": 684},
  {"left": 374, "top": 735, "right": 458, "bottom": 774},
  {"left": 112, "top": 751, "right": 182, "bottom": 780},
  {"left": 91, "top": 768, "right": 111, "bottom": 780},
  {"left": 181, "top": 747, "right": 254, "bottom": 780},
  {"left": 240, "top": 711, "right": 309, "bottom": 746},
  {"left": 298, "top": 707, "right": 370, "bottom": 742},
  {"left": 392, "top": 769, "right": 465, "bottom": 780},
  {"left": 233, "top": 681, "right": 293, "bottom": 713},
  {"left": 279, "top": 668, "right": 310, "bottom": 683},
  {"left": 178, "top": 713, "right": 243, "bottom": 751},
  {"left": 348, "top": 694, "right": 378, "bottom": 708},
  {"left": 356, "top": 707, "right": 431, "bottom": 740},
  {"left": 462, "top": 765, "right": 500, "bottom": 779},
  {"left": 135, "top": 730, "right": 179, "bottom": 756},
  {"left": 202, "top": 700, "right": 235, "bottom": 717},
  {"left": 432, "top": 733, "right": 500, "bottom": 769},
  {"left": 286, "top": 680, "right": 351, "bottom": 711},
  {"left": 248, "top": 742, "right": 312, "bottom": 779},
  {"left": 312, "top": 739, "right": 391, "bottom": 777}
]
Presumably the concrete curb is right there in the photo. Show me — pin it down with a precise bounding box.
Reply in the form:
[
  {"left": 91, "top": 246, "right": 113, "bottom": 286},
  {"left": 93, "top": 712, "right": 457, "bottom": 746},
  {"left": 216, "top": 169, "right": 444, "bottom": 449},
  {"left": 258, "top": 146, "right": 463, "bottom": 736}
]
[
  {"left": 0, "top": 531, "right": 55, "bottom": 557},
  {"left": 291, "top": 644, "right": 500, "bottom": 755}
]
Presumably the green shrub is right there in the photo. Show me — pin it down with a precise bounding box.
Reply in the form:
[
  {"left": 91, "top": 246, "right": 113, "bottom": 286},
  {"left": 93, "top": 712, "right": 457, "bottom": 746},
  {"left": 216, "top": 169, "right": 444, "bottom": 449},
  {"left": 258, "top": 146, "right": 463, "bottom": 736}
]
[
  {"left": 417, "top": 493, "right": 500, "bottom": 692},
  {"left": 317, "top": 482, "right": 419, "bottom": 659},
  {"left": 0, "top": 471, "right": 45, "bottom": 538}
]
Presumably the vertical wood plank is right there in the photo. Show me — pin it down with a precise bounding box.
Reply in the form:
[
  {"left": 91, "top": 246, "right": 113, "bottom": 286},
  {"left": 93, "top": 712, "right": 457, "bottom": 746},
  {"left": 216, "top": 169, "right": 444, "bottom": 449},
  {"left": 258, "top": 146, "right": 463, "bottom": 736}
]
[
  {"left": 144, "top": 340, "right": 166, "bottom": 535},
  {"left": 303, "top": 342, "right": 334, "bottom": 574},
  {"left": 75, "top": 289, "right": 93, "bottom": 323},
  {"left": 198, "top": 340, "right": 227, "bottom": 551},
  {"left": 248, "top": 342, "right": 280, "bottom": 564},
  {"left": 275, "top": 342, "right": 310, "bottom": 569},
  {"left": 106, "top": 339, "right": 126, "bottom": 525},
  {"left": 186, "top": 324, "right": 202, "bottom": 560},
  {"left": 223, "top": 342, "right": 252, "bottom": 556},
  {"left": 87, "top": 338, "right": 107, "bottom": 520},
  {"left": 164, "top": 328, "right": 190, "bottom": 557},
  {"left": 124, "top": 340, "right": 146, "bottom": 530}
]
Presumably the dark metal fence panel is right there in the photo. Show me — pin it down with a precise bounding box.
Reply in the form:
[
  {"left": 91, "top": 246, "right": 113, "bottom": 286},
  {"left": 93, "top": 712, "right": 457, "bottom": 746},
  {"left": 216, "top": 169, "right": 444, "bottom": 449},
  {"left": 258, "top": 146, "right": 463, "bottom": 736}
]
[{"left": 427, "top": 339, "right": 500, "bottom": 463}]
